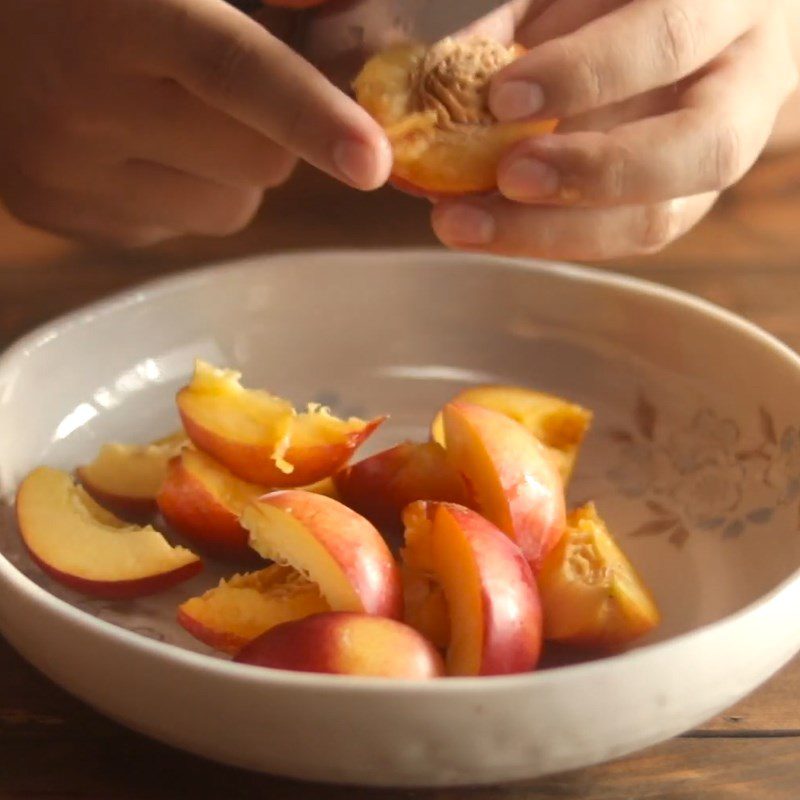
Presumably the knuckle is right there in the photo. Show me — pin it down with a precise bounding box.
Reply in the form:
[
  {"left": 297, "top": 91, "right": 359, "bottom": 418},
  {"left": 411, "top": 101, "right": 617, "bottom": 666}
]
[
  {"left": 261, "top": 151, "right": 297, "bottom": 189},
  {"left": 658, "top": 2, "right": 698, "bottom": 75},
  {"left": 710, "top": 120, "right": 744, "bottom": 190},
  {"left": 636, "top": 201, "right": 680, "bottom": 253},
  {"left": 110, "top": 228, "right": 175, "bottom": 249},
  {"left": 196, "top": 31, "right": 255, "bottom": 102},
  {"left": 595, "top": 144, "right": 630, "bottom": 202},
  {"left": 205, "top": 188, "right": 263, "bottom": 235},
  {"left": 559, "top": 41, "right": 603, "bottom": 109}
]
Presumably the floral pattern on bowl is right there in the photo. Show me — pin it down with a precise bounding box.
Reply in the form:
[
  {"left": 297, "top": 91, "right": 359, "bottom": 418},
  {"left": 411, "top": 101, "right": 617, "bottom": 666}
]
[{"left": 606, "top": 396, "right": 800, "bottom": 547}]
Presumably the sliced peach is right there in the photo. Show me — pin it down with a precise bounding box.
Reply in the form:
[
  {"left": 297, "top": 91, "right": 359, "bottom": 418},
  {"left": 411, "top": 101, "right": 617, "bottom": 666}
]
[
  {"left": 443, "top": 401, "right": 566, "bottom": 572},
  {"left": 156, "top": 448, "right": 265, "bottom": 557},
  {"left": 333, "top": 441, "right": 468, "bottom": 534},
  {"left": 235, "top": 612, "right": 445, "bottom": 679},
  {"left": 242, "top": 490, "right": 402, "bottom": 619},
  {"left": 401, "top": 564, "right": 450, "bottom": 650},
  {"left": 16, "top": 467, "right": 201, "bottom": 598},
  {"left": 178, "top": 564, "right": 330, "bottom": 655},
  {"left": 538, "top": 504, "right": 661, "bottom": 649},
  {"left": 402, "top": 501, "right": 541, "bottom": 676},
  {"left": 177, "top": 360, "right": 384, "bottom": 487},
  {"left": 432, "top": 386, "right": 592, "bottom": 482},
  {"left": 77, "top": 431, "right": 187, "bottom": 520},
  {"left": 354, "top": 38, "right": 557, "bottom": 196}
]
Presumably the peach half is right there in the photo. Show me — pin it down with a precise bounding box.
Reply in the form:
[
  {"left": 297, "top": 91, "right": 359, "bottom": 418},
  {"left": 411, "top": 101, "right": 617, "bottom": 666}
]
[
  {"left": 77, "top": 431, "right": 187, "bottom": 520},
  {"left": 235, "top": 612, "right": 445, "bottom": 679},
  {"left": 402, "top": 502, "right": 542, "bottom": 676},
  {"left": 354, "top": 37, "right": 557, "bottom": 196},
  {"left": 156, "top": 448, "right": 265, "bottom": 557},
  {"left": 177, "top": 360, "right": 384, "bottom": 487},
  {"left": 443, "top": 401, "right": 566, "bottom": 573},
  {"left": 178, "top": 564, "right": 330, "bottom": 655},
  {"left": 242, "top": 490, "right": 403, "bottom": 619},
  {"left": 432, "top": 385, "right": 592, "bottom": 483},
  {"left": 16, "top": 467, "right": 201, "bottom": 598},
  {"left": 538, "top": 504, "right": 661, "bottom": 649},
  {"left": 333, "top": 441, "right": 468, "bottom": 534}
]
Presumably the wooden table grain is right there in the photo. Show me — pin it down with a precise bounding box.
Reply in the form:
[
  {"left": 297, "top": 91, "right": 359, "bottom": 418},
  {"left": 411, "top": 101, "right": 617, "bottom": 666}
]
[{"left": 2, "top": 152, "right": 800, "bottom": 799}]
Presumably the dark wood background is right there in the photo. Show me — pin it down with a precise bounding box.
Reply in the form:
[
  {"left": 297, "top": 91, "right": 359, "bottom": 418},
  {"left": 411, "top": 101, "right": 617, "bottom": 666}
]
[{"left": 2, "top": 152, "right": 800, "bottom": 799}]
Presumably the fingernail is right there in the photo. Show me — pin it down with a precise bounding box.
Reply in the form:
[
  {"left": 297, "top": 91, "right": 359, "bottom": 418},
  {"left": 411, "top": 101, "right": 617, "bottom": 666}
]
[
  {"left": 434, "top": 205, "right": 495, "bottom": 246},
  {"left": 501, "top": 157, "right": 560, "bottom": 201},
  {"left": 491, "top": 81, "right": 545, "bottom": 121},
  {"left": 333, "top": 138, "right": 388, "bottom": 190}
]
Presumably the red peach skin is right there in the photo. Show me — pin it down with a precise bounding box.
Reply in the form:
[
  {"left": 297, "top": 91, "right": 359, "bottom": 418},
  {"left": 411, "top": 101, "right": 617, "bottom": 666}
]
[
  {"left": 235, "top": 612, "right": 445, "bottom": 679},
  {"left": 402, "top": 501, "right": 542, "bottom": 676},
  {"left": 443, "top": 401, "right": 566, "bottom": 572}
]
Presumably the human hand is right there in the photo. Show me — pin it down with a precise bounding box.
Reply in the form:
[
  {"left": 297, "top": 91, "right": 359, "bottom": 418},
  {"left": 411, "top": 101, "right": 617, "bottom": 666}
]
[
  {"left": 0, "top": 0, "right": 390, "bottom": 246},
  {"left": 431, "top": 0, "right": 798, "bottom": 260}
]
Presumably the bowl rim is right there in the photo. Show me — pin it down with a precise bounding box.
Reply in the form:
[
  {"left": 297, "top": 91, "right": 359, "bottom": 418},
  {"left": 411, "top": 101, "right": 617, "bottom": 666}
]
[{"left": 2, "top": 247, "right": 800, "bottom": 693}]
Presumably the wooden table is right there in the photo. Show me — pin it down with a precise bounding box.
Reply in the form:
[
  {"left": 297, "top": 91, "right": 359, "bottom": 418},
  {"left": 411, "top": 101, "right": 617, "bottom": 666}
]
[{"left": 2, "top": 153, "right": 800, "bottom": 799}]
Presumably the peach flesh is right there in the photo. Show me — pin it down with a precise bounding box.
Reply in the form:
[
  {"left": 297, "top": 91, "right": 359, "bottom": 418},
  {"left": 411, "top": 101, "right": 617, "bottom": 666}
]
[{"left": 243, "top": 490, "right": 403, "bottom": 619}]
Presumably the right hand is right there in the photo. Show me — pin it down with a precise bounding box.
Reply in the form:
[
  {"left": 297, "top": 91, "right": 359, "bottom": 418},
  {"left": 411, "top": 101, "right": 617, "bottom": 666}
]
[{"left": 0, "top": 0, "right": 391, "bottom": 246}]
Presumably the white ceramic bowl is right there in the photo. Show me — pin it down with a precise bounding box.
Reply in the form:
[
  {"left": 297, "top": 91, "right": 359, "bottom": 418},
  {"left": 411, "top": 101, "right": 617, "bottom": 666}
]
[{"left": 1, "top": 250, "right": 799, "bottom": 788}]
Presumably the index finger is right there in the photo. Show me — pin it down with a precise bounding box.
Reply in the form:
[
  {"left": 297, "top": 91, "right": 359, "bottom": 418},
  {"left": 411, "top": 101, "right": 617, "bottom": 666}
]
[{"left": 145, "top": 0, "right": 391, "bottom": 189}]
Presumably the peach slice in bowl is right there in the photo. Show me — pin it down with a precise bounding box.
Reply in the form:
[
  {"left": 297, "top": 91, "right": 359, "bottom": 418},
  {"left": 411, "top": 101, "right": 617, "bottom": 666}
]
[
  {"left": 432, "top": 386, "right": 592, "bottom": 483},
  {"left": 177, "top": 360, "right": 384, "bottom": 487},
  {"left": 401, "top": 501, "right": 542, "bottom": 676},
  {"left": 242, "top": 489, "right": 403, "bottom": 620},
  {"left": 178, "top": 564, "right": 330, "bottom": 655},
  {"left": 354, "top": 38, "right": 557, "bottom": 196},
  {"left": 77, "top": 431, "right": 187, "bottom": 520},
  {"left": 15, "top": 467, "right": 201, "bottom": 599}
]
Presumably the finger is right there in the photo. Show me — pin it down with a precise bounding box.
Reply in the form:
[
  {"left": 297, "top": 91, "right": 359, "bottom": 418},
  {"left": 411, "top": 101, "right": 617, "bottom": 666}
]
[
  {"left": 497, "top": 17, "right": 798, "bottom": 206},
  {"left": 109, "top": 160, "right": 265, "bottom": 236},
  {"left": 431, "top": 192, "right": 718, "bottom": 261},
  {"left": 490, "top": 0, "right": 765, "bottom": 121},
  {"left": 517, "top": 0, "right": 625, "bottom": 46},
  {"left": 144, "top": 0, "right": 391, "bottom": 189},
  {"left": 2, "top": 181, "right": 176, "bottom": 248},
  {"left": 114, "top": 78, "right": 297, "bottom": 189}
]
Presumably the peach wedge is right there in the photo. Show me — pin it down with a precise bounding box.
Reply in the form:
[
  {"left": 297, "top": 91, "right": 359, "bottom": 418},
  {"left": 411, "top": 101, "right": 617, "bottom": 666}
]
[
  {"left": 242, "top": 490, "right": 403, "bottom": 619},
  {"left": 402, "top": 501, "right": 542, "bottom": 676},
  {"left": 538, "top": 504, "right": 661, "bottom": 649},
  {"left": 77, "top": 431, "right": 187, "bottom": 520},
  {"left": 443, "top": 401, "right": 566, "bottom": 572},
  {"left": 432, "top": 385, "right": 592, "bottom": 483},
  {"left": 235, "top": 612, "right": 445, "bottom": 679},
  {"left": 178, "top": 564, "right": 330, "bottom": 655},
  {"left": 16, "top": 467, "right": 201, "bottom": 598},
  {"left": 157, "top": 448, "right": 265, "bottom": 557},
  {"left": 334, "top": 441, "right": 468, "bottom": 534},
  {"left": 177, "top": 360, "right": 384, "bottom": 487},
  {"left": 354, "top": 38, "right": 556, "bottom": 196}
]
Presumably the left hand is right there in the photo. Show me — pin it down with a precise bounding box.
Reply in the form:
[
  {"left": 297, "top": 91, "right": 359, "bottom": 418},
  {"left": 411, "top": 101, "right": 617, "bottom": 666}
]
[{"left": 430, "top": 0, "right": 798, "bottom": 261}]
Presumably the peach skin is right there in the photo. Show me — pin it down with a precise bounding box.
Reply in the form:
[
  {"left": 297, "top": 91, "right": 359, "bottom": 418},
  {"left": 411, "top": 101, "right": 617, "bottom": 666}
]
[
  {"left": 177, "top": 360, "right": 384, "bottom": 487},
  {"left": 442, "top": 401, "right": 566, "bottom": 573},
  {"left": 16, "top": 467, "right": 201, "bottom": 599},
  {"left": 157, "top": 448, "right": 265, "bottom": 557},
  {"left": 178, "top": 564, "right": 330, "bottom": 655},
  {"left": 242, "top": 490, "right": 403, "bottom": 619},
  {"left": 354, "top": 38, "right": 557, "bottom": 196},
  {"left": 402, "top": 501, "right": 542, "bottom": 676},
  {"left": 77, "top": 431, "right": 187, "bottom": 521},
  {"left": 235, "top": 612, "right": 445, "bottom": 679},
  {"left": 538, "top": 504, "right": 661, "bottom": 649},
  {"left": 432, "top": 385, "right": 592, "bottom": 483},
  {"left": 333, "top": 441, "right": 468, "bottom": 535}
]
